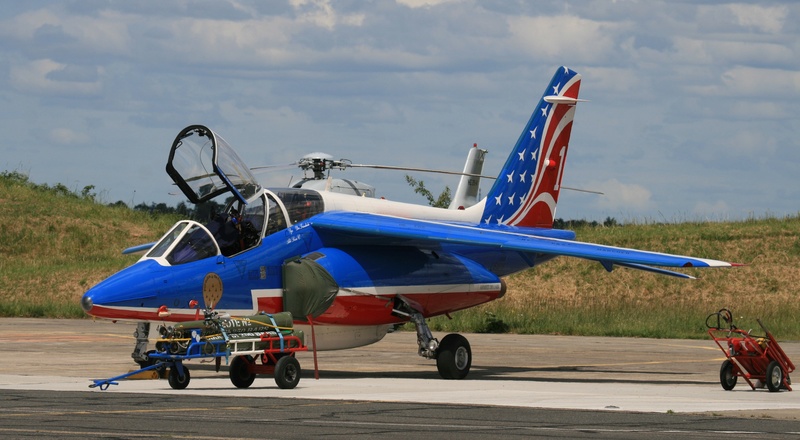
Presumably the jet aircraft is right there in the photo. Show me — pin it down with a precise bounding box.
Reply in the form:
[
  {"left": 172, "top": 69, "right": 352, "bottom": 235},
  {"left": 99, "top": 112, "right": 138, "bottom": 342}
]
[{"left": 82, "top": 66, "right": 736, "bottom": 380}]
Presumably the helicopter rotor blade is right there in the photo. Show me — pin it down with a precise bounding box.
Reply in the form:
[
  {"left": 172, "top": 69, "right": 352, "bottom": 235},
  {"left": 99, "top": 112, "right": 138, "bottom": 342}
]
[
  {"left": 560, "top": 186, "right": 604, "bottom": 195},
  {"left": 249, "top": 156, "right": 603, "bottom": 195},
  {"left": 345, "top": 163, "right": 602, "bottom": 194},
  {"left": 250, "top": 162, "right": 300, "bottom": 171},
  {"left": 343, "top": 163, "right": 495, "bottom": 179}
]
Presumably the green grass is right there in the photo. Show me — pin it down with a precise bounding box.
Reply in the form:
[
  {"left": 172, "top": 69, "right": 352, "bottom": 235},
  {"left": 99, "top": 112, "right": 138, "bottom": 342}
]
[
  {"left": 2, "top": 170, "right": 800, "bottom": 339},
  {"left": 0, "top": 171, "right": 179, "bottom": 318}
]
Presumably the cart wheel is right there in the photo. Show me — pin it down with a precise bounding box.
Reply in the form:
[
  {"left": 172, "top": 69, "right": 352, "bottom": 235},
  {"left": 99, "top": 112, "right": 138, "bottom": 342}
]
[
  {"left": 168, "top": 366, "right": 191, "bottom": 390},
  {"left": 274, "top": 356, "right": 301, "bottom": 389},
  {"left": 766, "top": 361, "right": 783, "bottom": 392},
  {"left": 229, "top": 355, "right": 256, "bottom": 389},
  {"left": 436, "top": 334, "right": 472, "bottom": 380},
  {"left": 719, "top": 360, "right": 737, "bottom": 391}
]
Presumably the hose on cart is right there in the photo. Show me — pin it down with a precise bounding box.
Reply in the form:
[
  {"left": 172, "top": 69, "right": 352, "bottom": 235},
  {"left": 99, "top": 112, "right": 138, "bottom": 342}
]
[{"left": 705, "top": 308, "right": 735, "bottom": 331}]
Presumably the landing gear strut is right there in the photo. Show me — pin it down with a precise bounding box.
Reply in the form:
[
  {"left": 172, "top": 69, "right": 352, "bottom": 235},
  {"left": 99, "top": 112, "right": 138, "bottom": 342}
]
[
  {"left": 132, "top": 322, "right": 153, "bottom": 368},
  {"left": 393, "top": 298, "right": 472, "bottom": 380}
]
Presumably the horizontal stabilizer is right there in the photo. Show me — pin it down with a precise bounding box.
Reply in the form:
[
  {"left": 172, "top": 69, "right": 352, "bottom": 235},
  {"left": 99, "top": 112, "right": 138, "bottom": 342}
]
[{"left": 543, "top": 96, "right": 587, "bottom": 105}]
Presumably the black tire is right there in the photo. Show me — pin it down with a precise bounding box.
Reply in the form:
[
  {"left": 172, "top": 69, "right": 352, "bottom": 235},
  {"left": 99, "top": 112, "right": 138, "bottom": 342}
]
[
  {"left": 436, "top": 334, "right": 472, "bottom": 380},
  {"left": 719, "top": 360, "right": 737, "bottom": 390},
  {"left": 137, "top": 350, "right": 168, "bottom": 378},
  {"left": 766, "top": 361, "right": 783, "bottom": 392},
  {"left": 229, "top": 355, "right": 257, "bottom": 389},
  {"left": 167, "top": 365, "right": 190, "bottom": 390},
  {"left": 274, "top": 356, "right": 301, "bottom": 389},
  {"left": 135, "top": 349, "right": 157, "bottom": 368}
]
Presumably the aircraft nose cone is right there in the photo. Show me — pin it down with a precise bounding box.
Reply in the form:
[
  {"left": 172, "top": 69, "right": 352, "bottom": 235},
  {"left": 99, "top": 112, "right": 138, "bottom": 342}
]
[
  {"left": 81, "top": 294, "right": 93, "bottom": 313},
  {"left": 81, "top": 259, "right": 167, "bottom": 319}
]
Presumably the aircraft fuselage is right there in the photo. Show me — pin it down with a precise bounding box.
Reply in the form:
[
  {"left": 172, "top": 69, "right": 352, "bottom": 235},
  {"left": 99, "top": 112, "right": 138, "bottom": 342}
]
[{"left": 82, "top": 189, "right": 522, "bottom": 350}]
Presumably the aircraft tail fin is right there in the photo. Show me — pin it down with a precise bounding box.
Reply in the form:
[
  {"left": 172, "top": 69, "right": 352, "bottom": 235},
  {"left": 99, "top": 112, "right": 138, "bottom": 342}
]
[{"left": 481, "top": 66, "right": 582, "bottom": 228}]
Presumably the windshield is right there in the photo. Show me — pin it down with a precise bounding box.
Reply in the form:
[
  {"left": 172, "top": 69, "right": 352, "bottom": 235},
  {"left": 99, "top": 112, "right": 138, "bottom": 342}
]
[
  {"left": 166, "top": 125, "right": 260, "bottom": 204},
  {"left": 144, "top": 221, "right": 219, "bottom": 265}
]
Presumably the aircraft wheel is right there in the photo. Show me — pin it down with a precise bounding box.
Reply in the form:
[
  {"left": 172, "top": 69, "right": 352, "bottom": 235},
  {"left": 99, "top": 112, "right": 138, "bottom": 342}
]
[
  {"left": 274, "top": 356, "right": 301, "bottom": 389},
  {"left": 135, "top": 349, "right": 157, "bottom": 368},
  {"left": 719, "top": 360, "right": 737, "bottom": 391},
  {"left": 229, "top": 355, "right": 257, "bottom": 388},
  {"left": 168, "top": 366, "right": 191, "bottom": 390},
  {"left": 436, "top": 334, "right": 471, "bottom": 380},
  {"left": 766, "top": 361, "right": 783, "bottom": 392}
]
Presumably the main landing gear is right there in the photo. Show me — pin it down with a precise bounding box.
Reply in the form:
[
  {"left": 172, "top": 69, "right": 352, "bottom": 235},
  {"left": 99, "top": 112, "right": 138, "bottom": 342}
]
[{"left": 393, "top": 299, "right": 472, "bottom": 380}]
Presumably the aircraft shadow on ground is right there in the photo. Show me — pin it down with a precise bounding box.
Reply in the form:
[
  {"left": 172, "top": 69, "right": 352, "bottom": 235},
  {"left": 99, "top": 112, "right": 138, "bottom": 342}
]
[
  {"left": 187, "top": 361, "right": 706, "bottom": 386},
  {"left": 306, "top": 365, "right": 703, "bottom": 386}
]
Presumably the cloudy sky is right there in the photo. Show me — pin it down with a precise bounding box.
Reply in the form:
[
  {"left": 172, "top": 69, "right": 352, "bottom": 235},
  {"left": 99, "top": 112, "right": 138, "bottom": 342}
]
[{"left": 2, "top": 1, "right": 798, "bottom": 223}]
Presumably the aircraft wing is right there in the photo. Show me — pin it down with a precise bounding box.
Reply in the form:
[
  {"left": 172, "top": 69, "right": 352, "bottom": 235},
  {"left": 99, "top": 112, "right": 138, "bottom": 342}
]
[
  {"left": 122, "top": 242, "right": 156, "bottom": 255},
  {"left": 308, "top": 212, "right": 736, "bottom": 279}
]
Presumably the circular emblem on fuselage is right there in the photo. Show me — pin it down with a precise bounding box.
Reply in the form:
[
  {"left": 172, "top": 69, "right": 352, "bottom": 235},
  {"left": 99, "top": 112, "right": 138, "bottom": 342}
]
[{"left": 203, "top": 273, "right": 223, "bottom": 309}]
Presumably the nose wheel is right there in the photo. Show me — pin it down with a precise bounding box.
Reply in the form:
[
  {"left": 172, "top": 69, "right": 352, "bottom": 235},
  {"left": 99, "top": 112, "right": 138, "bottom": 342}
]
[{"left": 131, "top": 322, "right": 151, "bottom": 368}]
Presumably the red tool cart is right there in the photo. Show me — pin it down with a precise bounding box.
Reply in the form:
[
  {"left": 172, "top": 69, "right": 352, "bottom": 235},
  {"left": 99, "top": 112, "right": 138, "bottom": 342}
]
[{"left": 706, "top": 308, "right": 794, "bottom": 392}]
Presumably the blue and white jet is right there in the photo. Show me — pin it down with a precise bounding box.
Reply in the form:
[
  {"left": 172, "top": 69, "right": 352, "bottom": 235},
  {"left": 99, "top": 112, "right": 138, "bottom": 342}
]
[{"left": 82, "top": 66, "right": 736, "bottom": 379}]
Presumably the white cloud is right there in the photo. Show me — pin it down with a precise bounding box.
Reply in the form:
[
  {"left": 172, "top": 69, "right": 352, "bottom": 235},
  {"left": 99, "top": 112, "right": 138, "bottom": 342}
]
[
  {"left": 0, "top": 8, "right": 60, "bottom": 39},
  {"left": 580, "top": 67, "right": 650, "bottom": 96},
  {"left": 9, "top": 59, "right": 103, "bottom": 96},
  {"left": 1, "top": 1, "right": 799, "bottom": 221},
  {"left": 154, "top": 7, "right": 367, "bottom": 69},
  {"left": 696, "top": 4, "right": 789, "bottom": 34},
  {"left": 726, "top": 101, "right": 787, "bottom": 120},
  {"left": 670, "top": 36, "right": 713, "bottom": 64},
  {"left": 728, "top": 4, "right": 788, "bottom": 34},
  {"left": 590, "top": 179, "right": 654, "bottom": 212},
  {"left": 692, "top": 200, "right": 731, "bottom": 220},
  {"left": 507, "top": 15, "right": 624, "bottom": 63},
  {"left": 395, "top": 0, "right": 463, "bottom": 8},
  {"left": 721, "top": 66, "right": 800, "bottom": 96},
  {"left": 723, "top": 129, "right": 778, "bottom": 158},
  {"left": 672, "top": 38, "right": 793, "bottom": 67},
  {"left": 68, "top": 10, "right": 133, "bottom": 54},
  {"left": 49, "top": 128, "right": 89, "bottom": 145},
  {"left": 290, "top": 0, "right": 365, "bottom": 29},
  {"left": 1, "top": 8, "right": 131, "bottom": 54},
  {"left": 683, "top": 66, "right": 800, "bottom": 98}
]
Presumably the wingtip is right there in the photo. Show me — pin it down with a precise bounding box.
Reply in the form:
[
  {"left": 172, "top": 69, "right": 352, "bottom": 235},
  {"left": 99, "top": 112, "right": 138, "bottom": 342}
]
[{"left": 686, "top": 258, "right": 745, "bottom": 268}]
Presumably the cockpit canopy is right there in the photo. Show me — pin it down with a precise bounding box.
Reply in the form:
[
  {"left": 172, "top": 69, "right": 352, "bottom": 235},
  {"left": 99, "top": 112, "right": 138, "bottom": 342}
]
[
  {"left": 143, "top": 193, "right": 267, "bottom": 265},
  {"left": 166, "top": 125, "right": 260, "bottom": 204},
  {"left": 153, "top": 125, "right": 327, "bottom": 267}
]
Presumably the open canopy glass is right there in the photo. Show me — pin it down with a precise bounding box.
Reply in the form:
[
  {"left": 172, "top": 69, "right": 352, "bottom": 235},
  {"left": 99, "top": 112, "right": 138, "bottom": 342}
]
[{"left": 166, "top": 125, "right": 260, "bottom": 204}]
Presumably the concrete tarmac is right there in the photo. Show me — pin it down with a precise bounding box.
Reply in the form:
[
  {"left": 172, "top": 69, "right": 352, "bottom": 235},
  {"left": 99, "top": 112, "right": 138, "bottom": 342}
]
[{"left": 1, "top": 318, "right": 799, "bottom": 417}]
